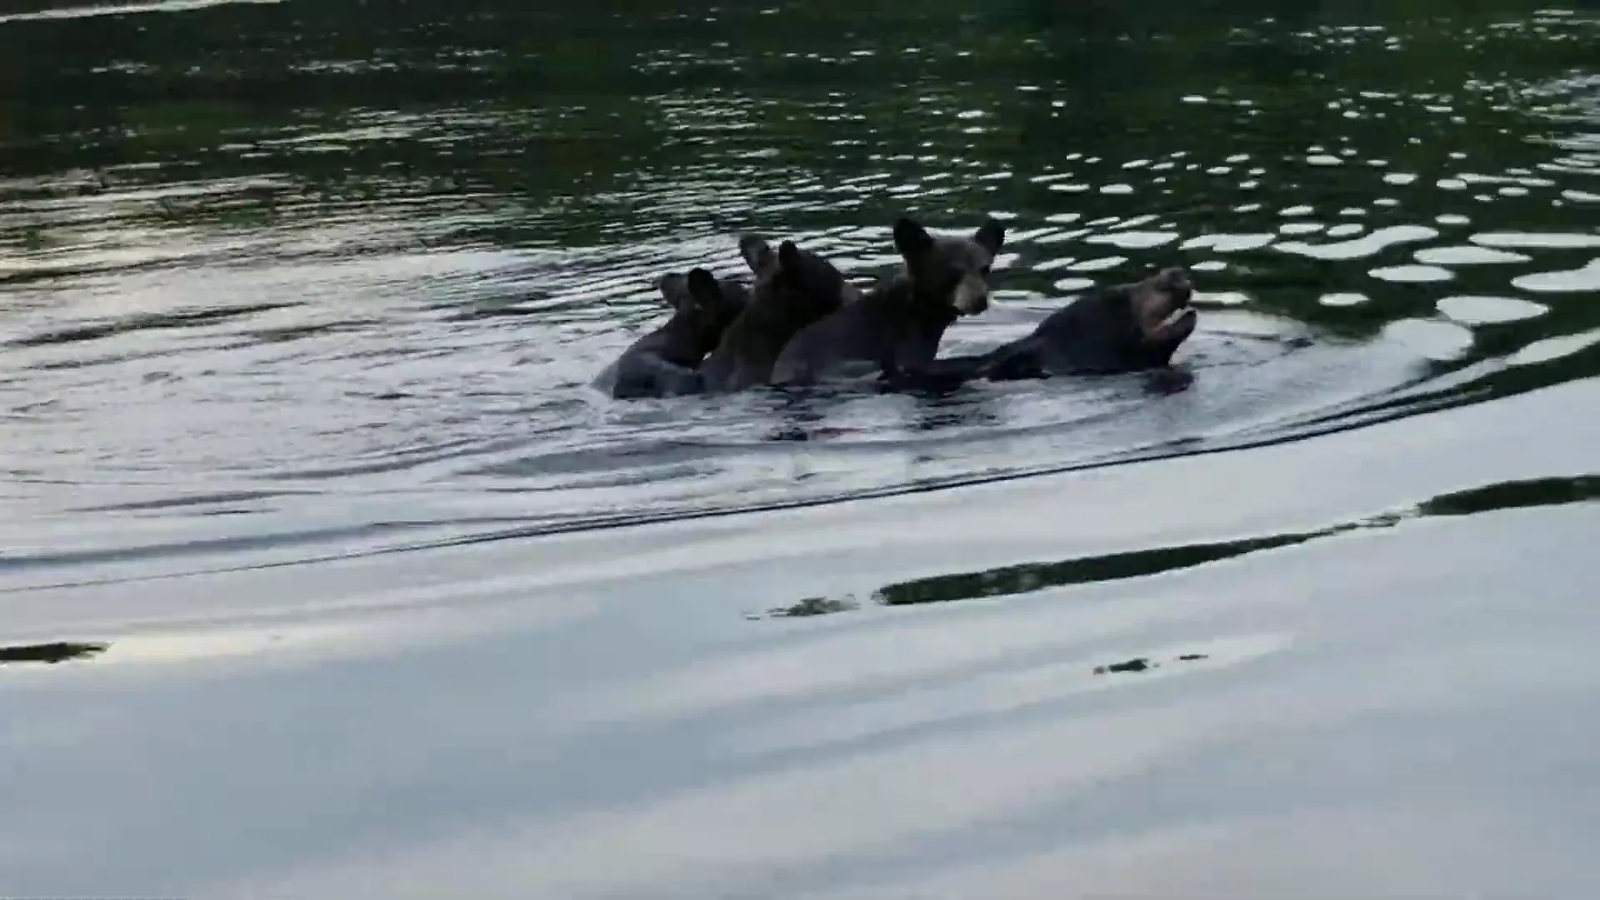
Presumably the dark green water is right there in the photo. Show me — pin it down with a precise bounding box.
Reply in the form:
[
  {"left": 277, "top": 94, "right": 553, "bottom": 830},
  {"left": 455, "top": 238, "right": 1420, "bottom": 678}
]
[{"left": 2, "top": 1, "right": 1598, "bottom": 897}]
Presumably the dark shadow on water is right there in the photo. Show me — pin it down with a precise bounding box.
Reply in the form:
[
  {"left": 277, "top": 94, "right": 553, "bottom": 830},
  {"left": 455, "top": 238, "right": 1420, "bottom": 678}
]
[
  {"left": 754, "top": 595, "right": 863, "bottom": 620},
  {"left": 759, "top": 381, "right": 1002, "bottom": 442},
  {"left": 908, "top": 397, "right": 1003, "bottom": 435},
  {"left": 73, "top": 488, "right": 317, "bottom": 514},
  {"left": 1420, "top": 474, "right": 1600, "bottom": 517},
  {"left": 760, "top": 365, "right": 1192, "bottom": 442},
  {"left": 5, "top": 302, "right": 299, "bottom": 349},
  {"left": 1089, "top": 653, "right": 1212, "bottom": 675},
  {"left": 763, "top": 389, "right": 835, "bottom": 443},
  {"left": 247, "top": 319, "right": 382, "bottom": 344},
  {"left": 1142, "top": 367, "right": 1197, "bottom": 396},
  {"left": 874, "top": 528, "right": 1340, "bottom": 608},
  {"left": 0, "top": 641, "right": 109, "bottom": 666},
  {"left": 1092, "top": 654, "right": 1211, "bottom": 675},
  {"left": 754, "top": 473, "right": 1600, "bottom": 617}
]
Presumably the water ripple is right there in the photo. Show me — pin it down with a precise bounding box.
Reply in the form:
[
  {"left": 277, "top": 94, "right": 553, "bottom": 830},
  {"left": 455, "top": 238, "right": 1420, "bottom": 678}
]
[{"left": 1, "top": 1, "right": 1597, "bottom": 577}]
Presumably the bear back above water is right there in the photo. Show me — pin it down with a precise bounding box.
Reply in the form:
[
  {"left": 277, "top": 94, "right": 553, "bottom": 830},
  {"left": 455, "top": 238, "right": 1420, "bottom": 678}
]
[
  {"left": 697, "top": 236, "right": 860, "bottom": 393},
  {"left": 881, "top": 266, "right": 1198, "bottom": 391},
  {"left": 597, "top": 267, "right": 750, "bottom": 400},
  {"left": 768, "top": 215, "right": 1007, "bottom": 387},
  {"left": 996, "top": 265, "right": 1197, "bottom": 377}
]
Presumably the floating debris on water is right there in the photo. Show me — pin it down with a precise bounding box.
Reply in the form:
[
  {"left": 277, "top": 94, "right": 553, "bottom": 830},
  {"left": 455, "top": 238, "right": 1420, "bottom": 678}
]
[
  {"left": 1093, "top": 652, "right": 1212, "bottom": 675},
  {"left": 750, "top": 595, "right": 862, "bottom": 620},
  {"left": 0, "top": 641, "right": 110, "bottom": 666}
]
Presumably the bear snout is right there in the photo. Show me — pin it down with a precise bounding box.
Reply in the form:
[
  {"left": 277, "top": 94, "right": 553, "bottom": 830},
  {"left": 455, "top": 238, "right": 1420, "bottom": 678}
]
[
  {"left": 952, "top": 277, "right": 990, "bottom": 315},
  {"left": 1156, "top": 267, "right": 1193, "bottom": 304}
]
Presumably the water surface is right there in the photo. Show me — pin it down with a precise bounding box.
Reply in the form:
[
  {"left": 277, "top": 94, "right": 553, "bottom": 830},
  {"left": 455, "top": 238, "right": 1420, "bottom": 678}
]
[{"left": 1, "top": 1, "right": 1598, "bottom": 896}]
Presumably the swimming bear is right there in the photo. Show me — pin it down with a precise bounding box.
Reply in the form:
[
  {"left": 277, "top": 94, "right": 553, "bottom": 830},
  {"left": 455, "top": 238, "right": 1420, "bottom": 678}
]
[
  {"left": 768, "top": 215, "right": 1007, "bottom": 387},
  {"left": 881, "top": 266, "right": 1198, "bottom": 391},
  {"left": 595, "top": 267, "right": 749, "bottom": 400},
  {"left": 697, "top": 235, "right": 861, "bottom": 393}
]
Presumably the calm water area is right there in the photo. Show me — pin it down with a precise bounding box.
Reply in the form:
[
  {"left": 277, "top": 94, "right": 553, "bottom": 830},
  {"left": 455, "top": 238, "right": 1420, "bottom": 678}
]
[{"left": 1, "top": 0, "right": 1598, "bottom": 896}]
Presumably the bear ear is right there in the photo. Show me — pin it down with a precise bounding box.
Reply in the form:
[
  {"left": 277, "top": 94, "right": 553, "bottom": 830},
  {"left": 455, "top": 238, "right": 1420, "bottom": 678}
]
[
  {"left": 685, "top": 267, "right": 722, "bottom": 311},
  {"left": 776, "top": 239, "right": 802, "bottom": 272},
  {"left": 656, "top": 272, "right": 692, "bottom": 311},
  {"left": 739, "top": 235, "right": 777, "bottom": 276},
  {"left": 892, "top": 216, "right": 934, "bottom": 259},
  {"left": 973, "top": 218, "right": 1006, "bottom": 255}
]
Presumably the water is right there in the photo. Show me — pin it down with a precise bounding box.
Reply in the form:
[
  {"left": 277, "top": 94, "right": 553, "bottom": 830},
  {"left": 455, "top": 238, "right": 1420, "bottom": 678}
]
[{"left": 2, "top": 1, "right": 1598, "bottom": 896}]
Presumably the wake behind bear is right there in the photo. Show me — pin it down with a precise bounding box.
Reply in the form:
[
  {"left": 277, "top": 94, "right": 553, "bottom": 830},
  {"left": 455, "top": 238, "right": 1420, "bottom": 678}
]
[{"left": 595, "top": 214, "right": 1200, "bottom": 401}]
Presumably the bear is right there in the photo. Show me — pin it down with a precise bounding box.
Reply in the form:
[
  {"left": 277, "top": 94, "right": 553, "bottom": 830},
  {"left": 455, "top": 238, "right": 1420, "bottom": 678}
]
[
  {"left": 593, "top": 266, "right": 749, "bottom": 400},
  {"left": 766, "top": 215, "right": 1007, "bottom": 387},
  {"left": 881, "top": 265, "right": 1199, "bottom": 391},
  {"left": 697, "top": 235, "right": 863, "bottom": 394}
]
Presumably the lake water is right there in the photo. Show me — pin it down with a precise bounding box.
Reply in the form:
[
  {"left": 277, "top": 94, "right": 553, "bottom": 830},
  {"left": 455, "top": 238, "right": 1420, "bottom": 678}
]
[{"left": 2, "top": 1, "right": 1598, "bottom": 896}]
